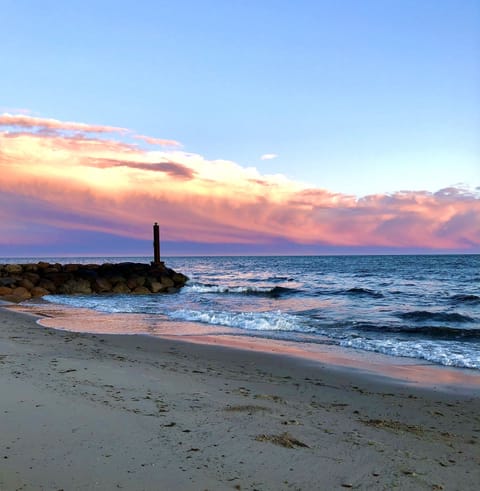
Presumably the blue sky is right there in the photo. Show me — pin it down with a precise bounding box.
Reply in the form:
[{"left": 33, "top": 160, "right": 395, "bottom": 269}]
[
  {"left": 1, "top": 1, "right": 479, "bottom": 256},
  {"left": 2, "top": 0, "right": 478, "bottom": 196}
]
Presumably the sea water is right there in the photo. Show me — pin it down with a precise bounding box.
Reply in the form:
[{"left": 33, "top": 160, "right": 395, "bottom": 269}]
[{"left": 5, "top": 254, "right": 480, "bottom": 370}]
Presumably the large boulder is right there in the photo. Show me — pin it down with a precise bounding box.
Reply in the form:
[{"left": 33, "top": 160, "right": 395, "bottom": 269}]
[
  {"left": 0, "top": 277, "right": 16, "bottom": 287},
  {"left": 127, "top": 276, "right": 145, "bottom": 289},
  {"left": 172, "top": 272, "right": 188, "bottom": 285},
  {"left": 0, "top": 286, "right": 13, "bottom": 296},
  {"left": 149, "top": 281, "right": 166, "bottom": 293},
  {"left": 23, "top": 272, "right": 40, "bottom": 285},
  {"left": 38, "top": 279, "right": 56, "bottom": 292},
  {"left": 12, "top": 287, "right": 32, "bottom": 301},
  {"left": 18, "top": 278, "right": 34, "bottom": 290},
  {"left": 160, "top": 276, "right": 175, "bottom": 288},
  {"left": 5, "top": 264, "right": 23, "bottom": 274},
  {"left": 94, "top": 277, "right": 112, "bottom": 293},
  {"left": 112, "top": 282, "right": 131, "bottom": 293},
  {"left": 133, "top": 286, "right": 151, "bottom": 294},
  {"left": 30, "top": 286, "right": 50, "bottom": 297},
  {"left": 58, "top": 279, "right": 92, "bottom": 294}
]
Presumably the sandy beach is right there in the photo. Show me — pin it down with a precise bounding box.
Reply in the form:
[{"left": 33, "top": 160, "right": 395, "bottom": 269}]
[{"left": 1, "top": 304, "right": 480, "bottom": 490}]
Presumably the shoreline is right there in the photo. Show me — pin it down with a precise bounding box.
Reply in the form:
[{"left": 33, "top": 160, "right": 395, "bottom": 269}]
[
  {"left": 8, "top": 299, "right": 480, "bottom": 395},
  {"left": 1, "top": 304, "right": 480, "bottom": 489}
]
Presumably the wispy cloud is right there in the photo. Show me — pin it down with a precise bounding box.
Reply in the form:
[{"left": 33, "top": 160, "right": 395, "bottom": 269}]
[
  {"left": 1, "top": 113, "right": 479, "bottom": 252},
  {"left": 260, "top": 153, "right": 278, "bottom": 160},
  {"left": 134, "top": 134, "right": 181, "bottom": 147},
  {"left": 0, "top": 113, "right": 129, "bottom": 134}
]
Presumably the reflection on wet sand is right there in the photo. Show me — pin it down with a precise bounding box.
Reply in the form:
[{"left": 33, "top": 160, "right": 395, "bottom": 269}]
[{"left": 10, "top": 302, "right": 480, "bottom": 394}]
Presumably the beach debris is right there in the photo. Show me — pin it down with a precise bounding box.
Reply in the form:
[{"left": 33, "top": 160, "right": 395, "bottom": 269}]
[
  {"left": 255, "top": 432, "right": 309, "bottom": 448},
  {"left": 253, "top": 394, "right": 284, "bottom": 403},
  {"left": 233, "top": 387, "right": 251, "bottom": 397},
  {"left": 224, "top": 404, "right": 270, "bottom": 413},
  {"left": 360, "top": 418, "right": 425, "bottom": 436}
]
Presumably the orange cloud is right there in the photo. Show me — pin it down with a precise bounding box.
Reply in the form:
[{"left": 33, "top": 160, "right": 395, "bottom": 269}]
[{"left": 1, "top": 114, "right": 479, "bottom": 252}]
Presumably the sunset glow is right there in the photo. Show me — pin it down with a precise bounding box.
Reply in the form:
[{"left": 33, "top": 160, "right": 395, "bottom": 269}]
[
  {"left": 1, "top": 1, "right": 478, "bottom": 256},
  {"left": 1, "top": 114, "right": 478, "bottom": 255}
]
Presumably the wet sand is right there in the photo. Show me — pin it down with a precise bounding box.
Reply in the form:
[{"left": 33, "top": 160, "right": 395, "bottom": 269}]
[{"left": 1, "top": 304, "right": 480, "bottom": 490}]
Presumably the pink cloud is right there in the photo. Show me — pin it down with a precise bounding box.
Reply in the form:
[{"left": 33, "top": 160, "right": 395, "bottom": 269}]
[
  {"left": 85, "top": 158, "right": 195, "bottom": 179},
  {"left": 134, "top": 134, "right": 182, "bottom": 147},
  {"left": 0, "top": 113, "right": 128, "bottom": 134},
  {"left": 1, "top": 114, "right": 479, "bottom": 252}
]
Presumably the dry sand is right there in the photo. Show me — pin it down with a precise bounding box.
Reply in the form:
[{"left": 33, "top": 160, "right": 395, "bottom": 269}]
[{"left": 1, "top": 304, "right": 480, "bottom": 490}]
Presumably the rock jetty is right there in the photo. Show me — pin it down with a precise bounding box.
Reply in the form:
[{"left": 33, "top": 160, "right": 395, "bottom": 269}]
[{"left": 0, "top": 262, "right": 189, "bottom": 303}]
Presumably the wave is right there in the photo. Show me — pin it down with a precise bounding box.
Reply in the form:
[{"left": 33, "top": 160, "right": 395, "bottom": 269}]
[
  {"left": 345, "top": 287, "right": 384, "bottom": 298},
  {"left": 169, "top": 309, "right": 309, "bottom": 332},
  {"left": 450, "top": 294, "right": 480, "bottom": 305},
  {"left": 397, "top": 311, "right": 475, "bottom": 323},
  {"left": 340, "top": 337, "right": 480, "bottom": 369},
  {"left": 185, "top": 283, "right": 299, "bottom": 298},
  {"left": 314, "top": 287, "right": 384, "bottom": 298},
  {"left": 340, "top": 322, "right": 480, "bottom": 340}
]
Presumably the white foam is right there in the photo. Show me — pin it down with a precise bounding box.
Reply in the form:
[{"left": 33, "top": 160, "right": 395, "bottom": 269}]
[
  {"left": 185, "top": 283, "right": 287, "bottom": 294},
  {"left": 341, "top": 337, "right": 480, "bottom": 369},
  {"left": 169, "top": 308, "right": 307, "bottom": 332}
]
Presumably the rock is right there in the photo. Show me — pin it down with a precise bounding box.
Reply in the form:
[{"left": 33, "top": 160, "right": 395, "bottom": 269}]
[
  {"left": 160, "top": 276, "right": 175, "bottom": 288},
  {"left": 0, "top": 294, "right": 25, "bottom": 303},
  {"left": 108, "top": 275, "right": 126, "bottom": 285},
  {"left": 133, "top": 286, "right": 151, "bottom": 294},
  {"left": 38, "top": 279, "right": 56, "bottom": 292},
  {"left": 58, "top": 279, "right": 92, "bottom": 294},
  {"left": 30, "top": 286, "right": 50, "bottom": 297},
  {"left": 71, "top": 279, "right": 92, "bottom": 295},
  {"left": 112, "top": 282, "right": 131, "bottom": 293},
  {"left": 12, "top": 287, "right": 32, "bottom": 301},
  {"left": 46, "top": 272, "right": 73, "bottom": 287},
  {"left": 149, "top": 281, "right": 165, "bottom": 293},
  {"left": 0, "top": 286, "right": 13, "bottom": 296},
  {"left": 18, "top": 278, "right": 35, "bottom": 290},
  {"left": 0, "top": 277, "right": 17, "bottom": 287},
  {"left": 172, "top": 272, "right": 188, "bottom": 285},
  {"left": 0, "top": 261, "right": 188, "bottom": 298},
  {"left": 127, "top": 276, "right": 146, "bottom": 289},
  {"left": 94, "top": 277, "right": 112, "bottom": 293},
  {"left": 23, "top": 272, "right": 40, "bottom": 285},
  {"left": 5, "top": 264, "right": 23, "bottom": 274}
]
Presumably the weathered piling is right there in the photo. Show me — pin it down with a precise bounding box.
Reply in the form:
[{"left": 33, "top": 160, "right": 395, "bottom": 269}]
[{"left": 153, "top": 222, "right": 161, "bottom": 265}]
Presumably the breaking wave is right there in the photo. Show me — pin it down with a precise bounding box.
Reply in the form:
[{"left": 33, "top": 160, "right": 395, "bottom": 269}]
[
  {"left": 185, "top": 283, "right": 299, "bottom": 297},
  {"left": 168, "top": 309, "right": 309, "bottom": 332},
  {"left": 340, "top": 337, "right": 480, "bottom": 369}
]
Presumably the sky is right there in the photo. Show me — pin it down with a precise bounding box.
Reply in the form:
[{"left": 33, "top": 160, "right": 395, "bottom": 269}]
[{"left": 1, "top": 0, "right": 479, "bottom": 256}]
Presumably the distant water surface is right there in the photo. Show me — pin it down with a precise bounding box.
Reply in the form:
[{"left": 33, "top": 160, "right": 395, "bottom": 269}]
[{"left": 4, "top": 255, "right": 480, "bottom": 370}]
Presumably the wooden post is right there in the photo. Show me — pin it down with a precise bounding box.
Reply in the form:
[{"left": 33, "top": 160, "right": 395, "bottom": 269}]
[{"left": 153, "top": 222, "right": 161, "bottom": 264}]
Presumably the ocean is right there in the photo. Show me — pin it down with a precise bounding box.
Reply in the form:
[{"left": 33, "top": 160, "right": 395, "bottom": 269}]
[{"left": 5, "top": 254, "right": 480, "bottom": 370}]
